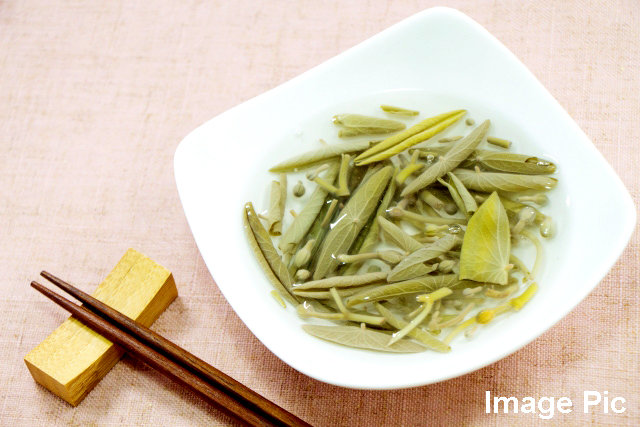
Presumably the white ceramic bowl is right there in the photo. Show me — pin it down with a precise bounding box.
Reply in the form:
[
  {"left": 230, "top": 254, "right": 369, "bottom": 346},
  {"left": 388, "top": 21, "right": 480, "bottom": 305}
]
[{"left": 174, "top": 7, "right": 635, "bottom": 389}]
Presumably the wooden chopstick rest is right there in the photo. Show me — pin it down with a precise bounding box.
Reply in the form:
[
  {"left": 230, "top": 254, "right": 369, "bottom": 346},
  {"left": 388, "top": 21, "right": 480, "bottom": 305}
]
[{"left": 24, "top": 249, "right": 178, "bottom": 406}]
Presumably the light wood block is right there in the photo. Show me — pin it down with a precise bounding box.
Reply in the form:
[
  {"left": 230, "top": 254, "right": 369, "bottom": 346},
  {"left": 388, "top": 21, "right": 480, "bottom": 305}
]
[{"left": 24, "top": 249, "right": 178, "bottom": 406}]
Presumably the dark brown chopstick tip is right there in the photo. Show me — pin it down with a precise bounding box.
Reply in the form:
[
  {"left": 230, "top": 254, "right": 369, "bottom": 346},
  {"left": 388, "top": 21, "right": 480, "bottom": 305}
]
[
  {"left": 31, "top": 281, "right": 60, "bottom": 301},
  {"left": 41, "top": 271, "right": 55, "bottom": 281}
]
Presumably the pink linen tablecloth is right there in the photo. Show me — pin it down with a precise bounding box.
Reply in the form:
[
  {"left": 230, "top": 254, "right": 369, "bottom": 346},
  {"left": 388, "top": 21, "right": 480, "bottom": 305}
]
[{"left": 1, "top": 1, "right": 638, "bottom": 426}]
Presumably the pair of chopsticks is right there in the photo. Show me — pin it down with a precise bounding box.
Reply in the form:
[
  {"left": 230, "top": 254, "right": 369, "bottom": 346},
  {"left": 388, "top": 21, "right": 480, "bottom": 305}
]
[{"left": 32, "top": 272, "right": 311, "bottom": 427}]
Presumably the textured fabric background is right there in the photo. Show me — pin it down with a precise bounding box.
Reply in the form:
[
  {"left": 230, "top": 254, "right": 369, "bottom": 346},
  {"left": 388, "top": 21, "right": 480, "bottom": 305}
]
[{"left": 1, "top": 1, "right": 638, "bottom": 426}]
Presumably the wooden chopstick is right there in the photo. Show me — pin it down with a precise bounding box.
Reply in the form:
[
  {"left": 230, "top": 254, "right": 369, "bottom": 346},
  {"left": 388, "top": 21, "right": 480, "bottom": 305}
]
[{"left": 31, "top": 279, "right": 310, "bottom": 427}]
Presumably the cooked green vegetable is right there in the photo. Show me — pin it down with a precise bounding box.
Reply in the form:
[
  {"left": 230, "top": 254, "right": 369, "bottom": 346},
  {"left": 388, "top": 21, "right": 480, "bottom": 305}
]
[
  {"left": 447, "top": 171, "right": 478, "bottom": 216},
  {"left": 298, "top": 196, "right": 338, "bottom": 275},
  {"left": 320, "top": 199, "right": 339, "bottom": 227},
  {"left": 297, "top": 303, "right": 385, "bottom": 326},
  {"left": 452, "top": 168, "right": 557, "bottom": 193},
  {"left": 308, "top": 155, "right": 351, "bottom": 196},
  {"left": 396, "top": 151, "right": 424, "bottom": 184},
  {"left": 377, "top": 216, "right": 423, "bottom": 253},
  {"left": 486, "top": 136, "right": 512, "bottom": 149},
  {"left": 388, "top": 234, "right": 462, "bottom": 282},
  {"left": 401, "top": 120, "right": 490, "bottom": 196},
  {"left": 345, "top": 274, "right": 465, "bottom": 307},
  {"left": 279, "top": 162, "right": 340, "bottom": 254},
  {"left": 333, "top": 114, "right": 406, "bottom": 137},
  {"left": 516, "top": 193, "right": 549, "bottom": 205},
  {"left": 292, "top": 285, "right": 377, "bottom": 300},
  {"left": 468, "top": 150, "right": 556, "bottom": 174},
  {"left": 293, "top": 271, "right": 388, "bottom": 290},
  {"left": 459, "top": 192, "right": 511, "bottom": 285},
  {"left": 342, "top": 169, "right": 398, "bottom": 275},
  {"left": 374, "top": 303, "right": 450, "bottom": 352},
  {"left": 387, "top": 207, "right": 468, "bottom": 225},
  {"left": 437, "top": 176, "right": 467, "bottom": 219},
  {"left": 270, "top": 140, "right": 370, "bottom": 172},
  {"left": 270, "top": 290, "right": 287, "bottom": 308},
  {"left": 356, "top": 110, "right": 466, "bottom": 165},
  {"left": 439, "top": 136, "right": 463, "bottom": 143},
  {"left": 420, "top": 190, "right": 445, "bottom": 211},
  {"left": 295, "top": 269, "right": 310, "bottom": 282},
  {"left": 264, "top": 174, "right": 286, "bottom": 236},
  {"left": 539, "top": 216, "right": 554, "bottom": 238},
  {"left": 313, "top": 166, "right": 393, "bottom": 279},
  {"left": 245, "top": 104, "right": 556, "bottom": 353},
  {"left": 293, "top": 181, "right": 306, "bottom": 197},
  {"left": 337, "top": 250, "right": 405, "bottom": 265},
  {"left": 387, "top": 287, "right": 452, "bottom": 345},
  {"left": 302, "top": 324, "right": 427, "bottom": 353},
  {"left": 293, "top": 239, "right": 316, "bottom": 268},
  {"left": 355, "top": 110, "right": 466, "bottom": 165},
  {"left": 244, "top": 202, "right": 298, "bottom": 304},
  {"left": 380, "top": 105, "right": 420, "bottom": 116}
]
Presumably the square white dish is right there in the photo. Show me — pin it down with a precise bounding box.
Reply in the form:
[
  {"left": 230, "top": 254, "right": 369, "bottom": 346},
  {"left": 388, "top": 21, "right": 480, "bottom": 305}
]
[{"left": 174, "top": 7, "right": 635, "bottom": 389}]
